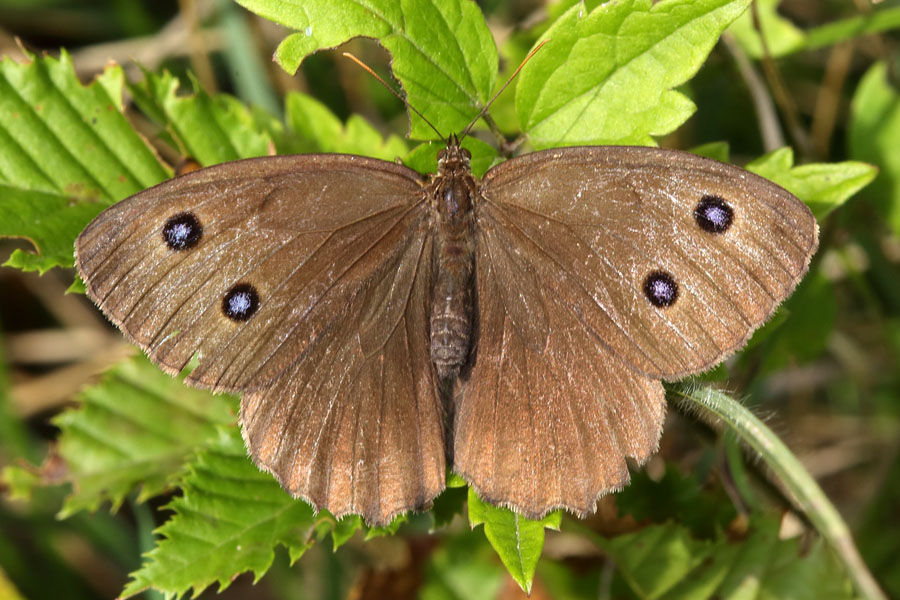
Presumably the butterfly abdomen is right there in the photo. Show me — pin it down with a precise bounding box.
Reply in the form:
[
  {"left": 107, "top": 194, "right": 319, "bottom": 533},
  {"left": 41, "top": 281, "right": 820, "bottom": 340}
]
[
  {"left": 430, "top": 241, "right": 474, "bottom": 381},
  {"left": 429, "top": 153, "right": 478, "bottom": 382}
]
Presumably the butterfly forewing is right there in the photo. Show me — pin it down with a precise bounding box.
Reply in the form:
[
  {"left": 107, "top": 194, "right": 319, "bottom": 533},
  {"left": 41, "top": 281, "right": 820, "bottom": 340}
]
[
  {"left": 76, "top": 155, "right": 428, "bottom": 390},
  {"left": 76, "top": 155, "right": 448, "bottom": 525},
  {"left": 476, "top": 146, "right": 819, "bottom": 380}
]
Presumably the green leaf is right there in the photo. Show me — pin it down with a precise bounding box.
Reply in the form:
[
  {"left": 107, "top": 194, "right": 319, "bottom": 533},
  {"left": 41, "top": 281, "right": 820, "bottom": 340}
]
[
  {"left": 284, "top": 91, "right": 408, "bottom": 159},
  {"left": 0, "top": 465, "right": 40, "bottom": 502},
  {"left": 128, "top": 70, "right": 273, "bottom": 165},
  {"left": 53, "top": 355, "right": 236, "bottom": 517},
  {"left": 516, "top": 0, "right": 751, "bottom": 148},
  {"left": 328, "top": 516, "right": 363, "bottom": 550},
  {"left": 364, "top": 514, "right": 408, "bottom": 540},
  {"left": 121, "top": 426, "right": 319, "bottom": 599},
  {"left": 746, "top": 147, "right": 876, "bottom": 219},
  {"left": 235, "top": 0, "right": 498, "bottom": 140},
  {"left": 728, "top": 0, "right": 805, "bottom": 59},
  {"left": 690, "top": 140, "right": 731, "bottom": 162},
  {"left": 849, "top": 61, "right": 900, "bottom": 236},
  {"left": 804, "top": 7, "right": 900, "bottom": 53},
  {"left": 596, "top": 517, "right": 852, "bottom": 599},
  {"left": 467, "top": 489, "right": 561, "bottom": 593},
  {"left": 0, "top": 50, "right": 168, "bottom": 273}
]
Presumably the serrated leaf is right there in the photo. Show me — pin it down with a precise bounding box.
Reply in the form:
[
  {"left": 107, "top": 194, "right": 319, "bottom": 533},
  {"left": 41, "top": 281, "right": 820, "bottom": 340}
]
[
  {"left": 365, "top": 514, "right": 408, "bottom": 540},
  {"left": 516, "top": 0, "right": 751, "bottom": 148},
  {"left": 329, "top": 515, "right": 363, "bottom": 550},
  {"left": 728, "top": 0, "right": 805, "bottom": 58},
  {"left": 0, "top": 50, "right": 168, "bottom": 273},
  {"left": 121, "top": 426, "right": 319, "bottom": 599},
  {"left": 746, "top": 147, "right": 875, "bottom": 219},
  {"left": 593, "top": 517, "right": 852, "bottom": 599},
  {"left": 467, "top": 489, "right": 561, "bottom": 593},
  {"left": 284, "top": 91, "right": 408, "bottom": 159},
  {"left": 234, "top": 0, "right": 498, "bottom": 139},
  {"left": 53, "top": 355, "right": 236, "bottom": 517},
  {"left": 128, "top": 70, "right": 273, "bottom": 165},
  {"left": 849, "top": 61, "right": 900, "bottom": 236}
]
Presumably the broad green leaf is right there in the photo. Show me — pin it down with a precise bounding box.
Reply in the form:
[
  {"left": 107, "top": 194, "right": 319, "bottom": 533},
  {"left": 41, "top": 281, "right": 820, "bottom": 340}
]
[
  {"left": 234, "top": 0, "right": 498, "bottom": 139},
  {"left": 0, "top": 50, "right": 167, "bottom": 273},
  {"left": 53, "top": 355, "right": 236, "bottom": 517},
  {"left": 121, "top": 426, "right": 319, "bottom": 599},
  {"left": 849, "top": 61, "right": 900, "bottom": 236},
  {"left": 284, "top": 91, "right": 408, "bottom": 159},
  {"left": 746, "top": 147, "right": 876, "bottom": 219},
  {"left": 728, "top": 0, "right": 805, "bottom": 58},
  {"left": 516, "top": 0, "right": 751, "bottom": 148},
  {"left": 128, "top": 70, "right": 273, "bottom": 166},
  {"left": 467, "top": 489, "right": 561, "bottom": 593}
]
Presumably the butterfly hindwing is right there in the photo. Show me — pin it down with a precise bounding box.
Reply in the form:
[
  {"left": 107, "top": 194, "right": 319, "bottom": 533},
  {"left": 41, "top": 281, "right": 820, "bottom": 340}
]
[{"left": 453, "top": 217, "right": 666, "bottom": 517}]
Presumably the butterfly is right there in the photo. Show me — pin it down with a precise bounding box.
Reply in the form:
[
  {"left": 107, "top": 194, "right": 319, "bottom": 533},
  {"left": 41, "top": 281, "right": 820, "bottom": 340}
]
[{"left": 75, "top": 47, "right": 818, "bottom": 525}]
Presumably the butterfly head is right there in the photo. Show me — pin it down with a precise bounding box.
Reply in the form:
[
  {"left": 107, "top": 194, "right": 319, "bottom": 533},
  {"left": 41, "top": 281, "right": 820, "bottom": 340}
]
[{"left": 437, "top": 134, "right": 472, "bottom": 176}]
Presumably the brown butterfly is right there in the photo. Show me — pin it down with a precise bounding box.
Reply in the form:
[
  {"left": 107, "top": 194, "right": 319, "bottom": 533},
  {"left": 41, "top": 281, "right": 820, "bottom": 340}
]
[{"left": 75, "top": 66, "right": 818, "bottom": 526}]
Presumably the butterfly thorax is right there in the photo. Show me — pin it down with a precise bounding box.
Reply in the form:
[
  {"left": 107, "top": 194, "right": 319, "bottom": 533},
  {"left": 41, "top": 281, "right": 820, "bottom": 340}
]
[{"left": 429, "top": 142, "right": 477, "bottom": 383}]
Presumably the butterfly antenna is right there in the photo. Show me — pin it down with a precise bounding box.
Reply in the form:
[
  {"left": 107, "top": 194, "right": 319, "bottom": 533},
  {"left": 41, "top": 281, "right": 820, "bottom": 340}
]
[
  {"left": 342, "top": 52, "right": 446, "bottom": 142},
  {"left": 459, "top": 39, "right": 549, "bottom": 141}
]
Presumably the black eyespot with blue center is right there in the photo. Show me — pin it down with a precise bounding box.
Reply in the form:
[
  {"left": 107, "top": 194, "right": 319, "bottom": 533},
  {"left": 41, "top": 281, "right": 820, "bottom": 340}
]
[
  {"left": 162, "top": 212, "right": 202, "bottom": 250},
  {"left": 644, "top": 271, "right": 679, "bottom": 308},
  {"left": 694, "top": 195, "right": 733, "bottom": 234},
  {"left": 222, "top": 283, "right": 259, "bottom": 321}
]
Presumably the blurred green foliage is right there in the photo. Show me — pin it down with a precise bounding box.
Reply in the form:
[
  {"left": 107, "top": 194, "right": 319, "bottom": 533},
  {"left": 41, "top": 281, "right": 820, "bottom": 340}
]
[{"left": 0, "top": 0, "right": 898, "bottom": 599}]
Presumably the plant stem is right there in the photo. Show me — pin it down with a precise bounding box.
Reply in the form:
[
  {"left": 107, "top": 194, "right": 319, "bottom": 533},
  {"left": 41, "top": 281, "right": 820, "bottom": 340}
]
[{"left": 672, "top": 384, "right": 886, "bottom": 600}]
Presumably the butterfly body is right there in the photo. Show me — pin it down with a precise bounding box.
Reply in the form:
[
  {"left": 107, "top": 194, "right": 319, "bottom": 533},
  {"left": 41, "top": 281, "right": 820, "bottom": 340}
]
[
  {"left": 76, "top": 142, "right": 817, "bottom": 525},
  {"left": 428, "top": 138, "right": 478, "bottom": 382}
]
